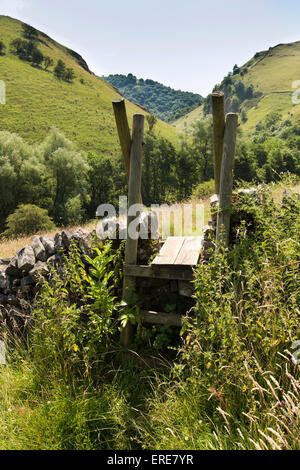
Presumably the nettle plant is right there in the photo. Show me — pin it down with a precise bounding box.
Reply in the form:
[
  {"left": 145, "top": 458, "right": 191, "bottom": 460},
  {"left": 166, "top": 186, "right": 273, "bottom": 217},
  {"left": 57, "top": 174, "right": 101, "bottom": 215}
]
[
  {"left": 178, "top": 189, "right": 299, "bottom": 446},
  {"left": 32, "top": 240, "right": 124, "bottom": 377}
]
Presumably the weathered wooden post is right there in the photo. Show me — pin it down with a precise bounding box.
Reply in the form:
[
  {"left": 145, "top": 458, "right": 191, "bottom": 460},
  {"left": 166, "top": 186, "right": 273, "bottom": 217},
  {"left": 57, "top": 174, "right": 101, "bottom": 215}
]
[
  {"left": 120, "top": 114, "right": 145, "bottom": 349},
  {"left": 216, "top": 113, "right": 238, "bottom": 247},
  {"left": 113, "top": 99, "right": 143, "bottom": 203},
  {"left": 211, "top": 92, "right": 225, "bottom": 194},
  {"left": 112, "top": 99, "right": 132, "bottom": 183}
]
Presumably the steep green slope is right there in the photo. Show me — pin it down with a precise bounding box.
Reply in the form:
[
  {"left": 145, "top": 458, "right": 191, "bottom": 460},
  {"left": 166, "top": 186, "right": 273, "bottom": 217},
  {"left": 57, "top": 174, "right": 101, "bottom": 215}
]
[
  {"left": 0, "top": 16, "right": 177, "bottom": 155},
  {"left": 103, "top": 73, "right": 203, "bottom": 123},
  {"left": 174, "top": 41, "right": 300, "bottom": 132}
]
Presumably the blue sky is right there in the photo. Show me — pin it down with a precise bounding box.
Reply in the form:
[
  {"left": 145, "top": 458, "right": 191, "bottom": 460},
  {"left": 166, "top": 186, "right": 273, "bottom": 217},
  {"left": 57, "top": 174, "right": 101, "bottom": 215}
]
[{"left": 1, "top": 0, "right": 300, "bottom": 96}]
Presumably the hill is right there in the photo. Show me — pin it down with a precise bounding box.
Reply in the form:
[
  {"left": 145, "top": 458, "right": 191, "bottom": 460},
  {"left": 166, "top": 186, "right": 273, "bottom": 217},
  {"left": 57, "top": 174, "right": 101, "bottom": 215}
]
[
  {"left": 174, "top": 41, "right": 300, "bottom": 132},
  {"left": 0, "top": 16, "right": 177, "bottom": 155},
  {"left": 103, "top": 73, "right": 203, "bottom": 123}
]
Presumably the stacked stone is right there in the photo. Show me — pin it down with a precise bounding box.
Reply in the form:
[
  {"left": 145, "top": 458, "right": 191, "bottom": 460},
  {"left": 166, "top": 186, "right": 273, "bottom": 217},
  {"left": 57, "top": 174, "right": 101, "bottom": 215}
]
[{"left": 0, "top": 228, "right": 94, "bottom": 311}]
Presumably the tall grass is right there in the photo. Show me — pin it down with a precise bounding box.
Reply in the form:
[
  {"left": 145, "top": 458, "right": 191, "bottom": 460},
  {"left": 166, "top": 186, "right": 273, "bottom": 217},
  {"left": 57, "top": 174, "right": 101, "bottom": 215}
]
[
  {"left": 0, "top": 186, "right": 299, "bottom": 450},
  {"left": 139, "top": 189, "right": 300, "bottom": 450}
]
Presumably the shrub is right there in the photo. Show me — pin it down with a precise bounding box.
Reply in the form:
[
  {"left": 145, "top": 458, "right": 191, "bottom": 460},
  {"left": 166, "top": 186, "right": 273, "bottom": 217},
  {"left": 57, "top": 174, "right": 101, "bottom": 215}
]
[
  {"left": 191, "top": 179, "right": 215, "bottom": 200},
  {"left": 54, "top": 60, "right": 66, "bottom": 80},
  {"left": 65, "top": 195, "right": 84, "bottom": 225},
  {"left": 3, "top": 204, "right": 55, "bottom": 238},
  {"left": 31, "top": 48, "right": 44, "bottom": 67},
  {"left": 64, "top": 68, "right": 75, "bottom": 83}
]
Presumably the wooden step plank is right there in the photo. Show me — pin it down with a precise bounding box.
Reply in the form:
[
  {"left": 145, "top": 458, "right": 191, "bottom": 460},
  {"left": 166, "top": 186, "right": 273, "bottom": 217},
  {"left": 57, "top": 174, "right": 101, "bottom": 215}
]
[
  {"left": 174, "top": 236, "right": 203, "bottom": 266},
  {"left": 151, "top": 237, "right": 185, "bottom": 265},
  {"left": 141, "top": 310, "right": 183, "bottom": 327},
  {"left": 124, "top": 264, "right": 194, "bottom": 281}
]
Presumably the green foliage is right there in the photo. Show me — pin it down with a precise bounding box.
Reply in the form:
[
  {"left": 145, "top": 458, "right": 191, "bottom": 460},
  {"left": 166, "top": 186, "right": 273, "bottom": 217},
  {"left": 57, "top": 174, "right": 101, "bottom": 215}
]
[
  {"left": 0, "top": 188, "right": 299, "bottom": 450},
  {"left": 191, "top": 179, "right": 215, "bottom": 200},
  {"left": 3, "top": 204, "right": 55, "bottom": 238},
  {"left": 0, "top": 128, "right": 90, "bottom": 230},
  {"left": 10, "top": 38, "right": 44, "bottom": 65},
  {"left": 103, "top": 73, "right": 203, "bottom": 123},
  {"left": 203, "top": 73, "right": 256, "bottom": 117},
  {"left": 54, "top": 59, "right": 66, "bottom": 80},
  {"left": 140, "top": 189, "right": 300, "bottom": 450},
  {"left": 0, "top": 40, "right": 5, "bottom": 55},
  {"left": 65, "top": 195, "right": 84, "bottom": 225},
  {"left": 32, "top": 241, "right": 121, "bottom": 377},
  {"left": 234, "top": 114, "right": 300, "bottom": 182},
  {"left": 53, "top": 61, "right": 75, "bottom": 82},
  {"left": 22, "top": 23, "right": 38, "bottom": 40},
  {"left": 146, "top": 114, "right": 157, "bottom": 132},
  {"left": 64, "top": 67, "right": 75, "bottom": 83},
  {"left": 43, "top": 56, "right": 54, "bottom": 70}
]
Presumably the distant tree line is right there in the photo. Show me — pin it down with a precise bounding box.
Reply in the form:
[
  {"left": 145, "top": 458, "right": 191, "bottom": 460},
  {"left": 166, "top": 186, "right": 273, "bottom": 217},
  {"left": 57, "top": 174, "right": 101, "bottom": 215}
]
[
  {"left": 103, "top": 73, "right": 204, "bottom": 123},
  {"left": 7, "top": 23, "right": 75, "bottom": 83}
]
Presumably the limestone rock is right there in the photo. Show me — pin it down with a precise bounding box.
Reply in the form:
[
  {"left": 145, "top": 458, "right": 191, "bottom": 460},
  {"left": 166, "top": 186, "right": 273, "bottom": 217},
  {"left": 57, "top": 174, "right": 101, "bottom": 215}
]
[
  {"left": 54, "top": 232, "right": 63, "bottom": 252},
  {"left": 72, "top": 228, "right": 93, "bottom": 256},
  {"left": 29, "top": 261, "right": 49, "bottom": 281},
  {"left": 62, "top": 230, "right": 73, "bottom": 250},
  {"left": 17, "top": 246, "right": 35, "bottom": 273},
  {"left": 0, "top": 271, "right": 9, "bottom": 291},
  {"left": 6, "top": 256, "right": 20, "bottom": 277},
  {"left": 31, "top": 236, "right": 47, "bottom": 262},
  {"left": 40, "top": 236, "right": 56, "bottom": 257}
]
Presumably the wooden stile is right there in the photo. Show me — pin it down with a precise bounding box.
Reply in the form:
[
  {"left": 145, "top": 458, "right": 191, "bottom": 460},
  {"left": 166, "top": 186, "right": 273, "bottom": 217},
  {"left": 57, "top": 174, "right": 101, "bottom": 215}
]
[
  {"left": 211, "top": 92, "right": 225, "bottom": 195},
  {"left": 216, "top": 113, "right": 238, "bottom": 247}
]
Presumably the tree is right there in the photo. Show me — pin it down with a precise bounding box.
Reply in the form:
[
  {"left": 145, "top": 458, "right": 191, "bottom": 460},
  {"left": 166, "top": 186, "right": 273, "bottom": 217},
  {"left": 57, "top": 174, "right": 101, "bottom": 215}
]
[
  {"left": 10, "top": 38, "right": 43, "bottom": 64},
  {"left": 146, "top": 114, "right": 157, "bottom": 133},
  {"left": 64, "top": 67, "right": 75, "bottom": 83},
  {"left": 233, "top": 64, "right": 240, "bottom": 75},
  {"left": 42, "top": 129, "right": 90, "bottom": 224},
  {"left": 31, "top": 48, "right": 44, "bottom": 67},
  {"left": 0, "top": 41, "right": 6, "bottom": 55},
  {"left": 22, "top": 23, "right": 38, "bottom": 40},
  {"left": 54, "top": 60, "right": 66, "bottom": 80},
  {"left": 65, "top": 195, "right": 84, "bottom": 225},
  {"left": 43, "top": 56, "right": 54, "bottom": 70}
]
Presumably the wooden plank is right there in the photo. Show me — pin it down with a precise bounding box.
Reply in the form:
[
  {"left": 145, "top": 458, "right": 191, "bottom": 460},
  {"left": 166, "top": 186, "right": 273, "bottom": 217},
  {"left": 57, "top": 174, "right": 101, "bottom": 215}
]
[
  {"left": 121, "top": 114, "right": 144, "bottom": 349},
  {"left": 141, "top": 310, "right": 183, "bottom": 327},
  {"left": 174, "top": 236, "right": 202, "bottom": 266},
  {"left": 212, "top": 92, "right": 225, "bottom": 194},
  {"left": 124, "top": 264, "right": 194, "bottom": 281},
  {"left": 151, "top": 237, "right": 185, "bottom": 265},
  {"left": 216, "top": 113, "right": 238, "bottom": 247}
]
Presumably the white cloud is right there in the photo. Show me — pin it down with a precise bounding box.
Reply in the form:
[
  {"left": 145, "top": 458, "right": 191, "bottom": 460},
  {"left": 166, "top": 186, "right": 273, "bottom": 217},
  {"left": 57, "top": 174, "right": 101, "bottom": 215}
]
[{"left": 0, "top": 0, "right": 32, "bottom": 16}]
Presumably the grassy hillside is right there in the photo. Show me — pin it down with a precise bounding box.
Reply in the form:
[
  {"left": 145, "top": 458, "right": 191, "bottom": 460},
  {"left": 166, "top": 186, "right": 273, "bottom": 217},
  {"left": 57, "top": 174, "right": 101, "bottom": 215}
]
[
  {"left": 174, "top": 41, "right": 300, "bottom": 133},
  {"left": 103, "top": 73, "right": 203, "bottom": 123},
  {"left": 0, "top": 16, "right": 177, "bottom": 155}
]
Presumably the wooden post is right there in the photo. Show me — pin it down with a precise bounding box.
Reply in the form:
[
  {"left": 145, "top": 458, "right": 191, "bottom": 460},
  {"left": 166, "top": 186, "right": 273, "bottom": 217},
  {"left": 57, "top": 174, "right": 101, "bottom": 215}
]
[
  {"left": 212, "top": 92, "right": 225, "bottom": 194},
  {"left": 112, "top": 99, "right": 143, "bottom": 203},
  {"left": 112, "top": 99, "right": 132, "bottom": 184},
  {"left": 120, "top": 114, "right": 145, "bottom": 349},
  {"left": 216, "top": 113, "right": 238, "bottom": 247}
]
